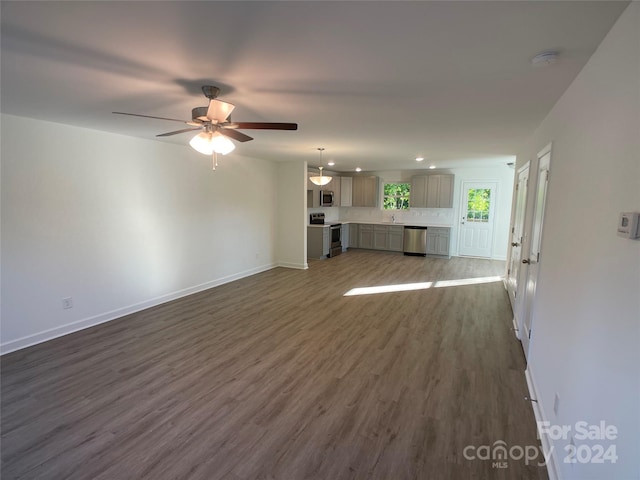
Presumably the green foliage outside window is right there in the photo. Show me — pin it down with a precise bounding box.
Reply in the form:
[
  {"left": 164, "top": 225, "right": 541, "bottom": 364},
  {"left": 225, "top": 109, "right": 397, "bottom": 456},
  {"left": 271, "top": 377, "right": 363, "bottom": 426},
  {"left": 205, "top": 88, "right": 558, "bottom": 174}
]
[
  {"left": 383, "top": 183, "right": 410, "bottom": 210},
  {"left": 467, "top": 189, "right": 491, "bottom": 221}
]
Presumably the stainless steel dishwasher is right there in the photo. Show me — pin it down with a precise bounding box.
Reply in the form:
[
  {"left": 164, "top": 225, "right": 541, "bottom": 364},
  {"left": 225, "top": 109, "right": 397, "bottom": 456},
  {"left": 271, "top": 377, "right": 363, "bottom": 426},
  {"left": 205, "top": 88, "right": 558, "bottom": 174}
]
[{"left": 403, "top": 226, "right": 428, "bottom": 256}]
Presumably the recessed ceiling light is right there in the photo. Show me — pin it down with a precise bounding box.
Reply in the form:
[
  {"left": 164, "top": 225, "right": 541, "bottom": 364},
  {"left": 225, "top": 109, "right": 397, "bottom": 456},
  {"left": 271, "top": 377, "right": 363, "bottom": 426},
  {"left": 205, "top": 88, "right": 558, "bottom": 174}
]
[
  {"left": 416, "top": 157, "right": 424, "bottom": 162},
  {"left": 429, "top": 165, "right": 436, "bottom": 169},
  {"left": 355, "top": 167, "right": 362, "bottom": 172},
  {"left": 327, "top": 161, "right": 335, "bottom": 166}
]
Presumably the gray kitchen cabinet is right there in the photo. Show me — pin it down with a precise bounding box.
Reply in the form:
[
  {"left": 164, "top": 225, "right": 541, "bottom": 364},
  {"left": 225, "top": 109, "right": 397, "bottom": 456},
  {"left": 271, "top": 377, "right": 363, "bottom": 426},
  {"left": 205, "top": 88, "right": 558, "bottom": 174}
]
[
  {"left": 409, "top": 176, "right": 428, "bottom": 208},
  {"left": 388, "top": 226, "right": 404, "bottom": 252},
  {"left": 373, "top": 225, "right": 389, "bottom": 250},
  {"left": 349, "top": 223, "right": 359, "bottom": 248},
  {"left": 307, "top": 226, "right": 330, "bottom": 259},
  {"left": 351, "top": 224, "right": 404, "bottom": 252},
  {"left": 358, "top": 224, "right": 374, "bottom": 249},
  {"left": 331, "top": 176, "right": 341, "bottom": 207},
  {"left": 351, "top": 176, "right": 379, "bottom": 207},
  {"left": 340, "top": 177, "right": 353, "bottom": 207},
  {"left": 425, "top": 227, "right": 450, "bottom": 257},
  {"left": 426, "top": 175, "right": 454, "bottom": 208},
  {"left": 410, "top": 174, "right": 454, "bottom": 208}
]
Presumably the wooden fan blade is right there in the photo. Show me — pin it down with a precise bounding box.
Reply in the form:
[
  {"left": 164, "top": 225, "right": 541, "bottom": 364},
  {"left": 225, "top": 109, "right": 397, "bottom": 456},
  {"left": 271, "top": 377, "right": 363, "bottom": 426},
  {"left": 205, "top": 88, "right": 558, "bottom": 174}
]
[
  {"left": 220, "top": 128, "right": 253, "bottom": 143},
  {"left": 231, "top": 122, "right": 298, "bottom": 130},
  {"left": 113, "top": 112, "right": 189, "bottom": 123},
  {"left": 156, "top": 127, "right": 202, "bottom": 137}
]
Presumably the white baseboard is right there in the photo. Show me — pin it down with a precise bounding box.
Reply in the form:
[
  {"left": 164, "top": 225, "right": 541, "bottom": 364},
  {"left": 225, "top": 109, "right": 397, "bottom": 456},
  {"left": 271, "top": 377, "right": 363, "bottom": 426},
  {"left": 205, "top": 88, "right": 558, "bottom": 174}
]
[
  {"left": 525, "top": 366, "right": 561, "bottom": 480},
  {"left": 276, "top": 261, "right": 308, "bottom": 270},
  {"left": 512, "top": 317, "right": 520, "bottom": 339},
  {"left": 0, "top": 263, "right": 277, "bottom": 355}
]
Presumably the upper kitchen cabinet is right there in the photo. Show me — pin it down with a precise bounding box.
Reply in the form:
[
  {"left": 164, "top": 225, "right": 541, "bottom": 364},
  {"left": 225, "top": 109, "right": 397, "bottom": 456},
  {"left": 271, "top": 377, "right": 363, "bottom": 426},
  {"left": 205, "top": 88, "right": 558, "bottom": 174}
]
[
  {"left": 340, "top": 177, "right": 352, "bottom": 207},
  {"left": 331, "top": 176, "right": 341, "bottom": 206},
  {"left": 351, "top": 175, "right": 379, "bottom": 207},
  {"left": 410, "top": 174, "right": 454, "bottom": 208}
]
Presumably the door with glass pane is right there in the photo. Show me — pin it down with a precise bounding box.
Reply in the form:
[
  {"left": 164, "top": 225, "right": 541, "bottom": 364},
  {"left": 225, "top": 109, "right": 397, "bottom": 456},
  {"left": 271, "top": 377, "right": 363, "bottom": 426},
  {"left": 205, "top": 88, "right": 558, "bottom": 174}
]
[{"left": 459, "top": 182, "right": 496, "bottom": 257}]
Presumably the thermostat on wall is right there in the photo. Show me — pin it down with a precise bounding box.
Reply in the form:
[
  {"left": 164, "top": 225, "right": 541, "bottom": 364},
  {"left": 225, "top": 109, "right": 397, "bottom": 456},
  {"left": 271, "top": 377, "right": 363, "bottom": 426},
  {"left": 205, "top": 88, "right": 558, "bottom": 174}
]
[{"left": 617, "top": 212, "right": 640, "bottom": 239}]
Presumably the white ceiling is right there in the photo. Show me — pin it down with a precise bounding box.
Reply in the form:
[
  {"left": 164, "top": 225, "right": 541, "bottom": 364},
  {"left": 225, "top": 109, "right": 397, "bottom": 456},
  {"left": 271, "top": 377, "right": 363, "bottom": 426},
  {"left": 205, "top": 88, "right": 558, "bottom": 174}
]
[{"left": 0, "top": 1, "right": 628, "bottom": 172}]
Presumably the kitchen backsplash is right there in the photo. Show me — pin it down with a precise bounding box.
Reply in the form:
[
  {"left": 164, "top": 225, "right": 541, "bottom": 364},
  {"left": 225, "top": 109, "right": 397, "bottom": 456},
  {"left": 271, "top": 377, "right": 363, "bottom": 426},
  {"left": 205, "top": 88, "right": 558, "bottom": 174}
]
[
  {"left": 307, "top": 206, "right": 454, "bottom": 226},
  {"left": 340, "top": 207, "right": 454, "bottom": 226}
]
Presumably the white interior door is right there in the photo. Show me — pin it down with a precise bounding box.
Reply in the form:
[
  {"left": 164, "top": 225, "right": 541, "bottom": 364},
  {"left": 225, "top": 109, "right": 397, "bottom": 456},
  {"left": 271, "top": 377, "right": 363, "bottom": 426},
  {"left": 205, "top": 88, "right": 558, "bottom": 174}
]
[
  {"left": 459, "top": 182, "right": 497, "bottom": 258},
  {"left": 507, "top": 164, "right": 529, "bottom": 312},
  {"left": 521, "top": 148, "right": 551, "bottom": 358}
]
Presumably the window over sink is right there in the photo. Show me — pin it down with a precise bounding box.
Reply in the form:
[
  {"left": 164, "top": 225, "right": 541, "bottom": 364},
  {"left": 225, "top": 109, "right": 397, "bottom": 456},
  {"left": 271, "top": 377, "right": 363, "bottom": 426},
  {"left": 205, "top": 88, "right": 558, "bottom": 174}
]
[{"left": 383, "top": 182, "right": 410, "bottom": 210}]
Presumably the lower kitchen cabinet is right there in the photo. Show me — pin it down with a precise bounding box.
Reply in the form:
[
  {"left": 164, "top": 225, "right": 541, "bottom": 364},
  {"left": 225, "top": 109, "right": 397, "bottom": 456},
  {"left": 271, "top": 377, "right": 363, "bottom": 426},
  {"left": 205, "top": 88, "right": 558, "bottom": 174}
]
[
  {"left": 307, "top": 226, "right": 330, "bottom": 259},
  {"left": 388, "top": 226, "right": 404, "bottom": 252},
  {"left": 349, "top": 223, "right": 359, "bottom": 248},
  {"left": 351, "top": 224, "right": 405, "bottom": 252},
  {"left": 373, "top": 225, "right": 389, "bottom": 250},
  {"left": 426, "top": 227, "right": 450, "bottom": 257},
  {"left": 358, "top": 224, "right": 374, "bottom": 249}
]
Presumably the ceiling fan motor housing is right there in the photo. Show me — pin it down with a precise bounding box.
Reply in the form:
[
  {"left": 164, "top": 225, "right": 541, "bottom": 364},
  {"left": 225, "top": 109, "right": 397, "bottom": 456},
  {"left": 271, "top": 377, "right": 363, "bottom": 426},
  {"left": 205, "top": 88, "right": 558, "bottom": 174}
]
[
  {"left": 202, "top": 85, "right": 221, "bottom": 100},
  {"left": 192, "top": 106, "right": 209, "bottom": 122}
]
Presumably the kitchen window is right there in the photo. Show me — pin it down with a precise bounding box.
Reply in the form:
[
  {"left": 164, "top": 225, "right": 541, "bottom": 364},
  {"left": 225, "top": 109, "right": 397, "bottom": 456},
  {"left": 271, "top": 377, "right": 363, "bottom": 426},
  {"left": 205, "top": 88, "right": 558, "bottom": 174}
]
[{"left": 383, "top": 182, "right": 410, "bottom": 210}]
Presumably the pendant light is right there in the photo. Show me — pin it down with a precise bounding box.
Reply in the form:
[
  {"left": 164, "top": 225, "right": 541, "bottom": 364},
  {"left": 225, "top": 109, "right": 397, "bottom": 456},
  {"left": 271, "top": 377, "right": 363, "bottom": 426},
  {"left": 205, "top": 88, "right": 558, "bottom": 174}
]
[{"left": 309, "top": 147, "right": 332, "bottom": 186}]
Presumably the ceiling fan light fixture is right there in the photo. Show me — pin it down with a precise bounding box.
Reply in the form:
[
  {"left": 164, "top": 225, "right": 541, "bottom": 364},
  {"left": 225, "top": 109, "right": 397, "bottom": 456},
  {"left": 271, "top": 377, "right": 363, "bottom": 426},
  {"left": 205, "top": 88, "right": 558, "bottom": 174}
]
[
  {"left": 210, "top": 132, "right": 235, "bottom": 155},
  {"left": 309, "top": 147, "right": 332, "bottom": 186},
  {"left": 190, "top": 131, "right": 215, "bottom": 155},
  {"left": 189, "top": 131, "right": 235, "bottom": 155}
]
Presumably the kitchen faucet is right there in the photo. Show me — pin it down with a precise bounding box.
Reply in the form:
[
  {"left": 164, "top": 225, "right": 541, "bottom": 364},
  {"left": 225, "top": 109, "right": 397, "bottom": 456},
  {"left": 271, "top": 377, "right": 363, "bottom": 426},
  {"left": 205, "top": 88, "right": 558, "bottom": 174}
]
[{"left": 392, "top": 215, "right": 396, "bottom": 223}]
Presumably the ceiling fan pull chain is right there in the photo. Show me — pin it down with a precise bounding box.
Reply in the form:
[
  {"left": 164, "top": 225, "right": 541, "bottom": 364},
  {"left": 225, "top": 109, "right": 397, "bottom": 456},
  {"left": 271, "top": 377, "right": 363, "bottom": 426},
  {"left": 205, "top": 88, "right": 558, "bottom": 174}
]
[{"left": 212, "top": 152, "right": 219, "bottom": 171}]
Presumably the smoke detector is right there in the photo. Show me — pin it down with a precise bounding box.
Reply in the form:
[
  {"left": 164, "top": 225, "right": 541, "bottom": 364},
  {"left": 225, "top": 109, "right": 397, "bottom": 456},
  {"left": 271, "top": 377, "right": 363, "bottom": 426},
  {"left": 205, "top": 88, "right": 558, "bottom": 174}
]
[{"left": 531, "top": 51, "right": 559, "bottom": 67}]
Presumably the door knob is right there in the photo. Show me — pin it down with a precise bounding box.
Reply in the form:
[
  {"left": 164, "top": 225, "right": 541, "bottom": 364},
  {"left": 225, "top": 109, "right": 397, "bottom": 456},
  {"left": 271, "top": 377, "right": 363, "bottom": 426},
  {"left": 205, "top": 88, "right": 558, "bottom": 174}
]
[
  {"left": 512, "top": 242, "right": 519, "bottom": 247},
  {"left": 522, "top": 259, "right": 530, "bottom": 264}
]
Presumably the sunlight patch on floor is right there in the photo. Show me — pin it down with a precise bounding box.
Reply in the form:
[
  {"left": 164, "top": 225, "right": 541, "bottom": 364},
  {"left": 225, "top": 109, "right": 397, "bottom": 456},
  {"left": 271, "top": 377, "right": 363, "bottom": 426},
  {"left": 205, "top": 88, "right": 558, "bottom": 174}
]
[{"left": 343, "top": 276, "right": 503, "bottom": 296}]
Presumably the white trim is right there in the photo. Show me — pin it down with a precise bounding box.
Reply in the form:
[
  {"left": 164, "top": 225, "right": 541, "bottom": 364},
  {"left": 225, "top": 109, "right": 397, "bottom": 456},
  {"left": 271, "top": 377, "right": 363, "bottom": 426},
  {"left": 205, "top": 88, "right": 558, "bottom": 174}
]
[
  {"left": 525, "top": 366, "right": 561, "bottom": 480},
  {"left": 512, "top": 317, "right": 520, "bottom": 339},
  {"left": 0, "top": 263, "right": 277, "bottom": 355},
  {"left": 277, "top": 261, "right": 308, "bottom": 270}
]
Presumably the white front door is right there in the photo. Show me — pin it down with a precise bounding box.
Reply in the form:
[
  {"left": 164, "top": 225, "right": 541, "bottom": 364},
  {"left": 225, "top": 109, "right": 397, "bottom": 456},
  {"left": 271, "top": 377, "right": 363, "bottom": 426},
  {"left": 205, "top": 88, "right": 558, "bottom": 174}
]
[
  {"left": 521, "top": 147, "right": 551, "bottom": 359},
  {"left": 507, "top": 164, "right": 529, "bottom": 314},
  {"left": 458, "top": 182, "right": 497, "bottom": 258}
]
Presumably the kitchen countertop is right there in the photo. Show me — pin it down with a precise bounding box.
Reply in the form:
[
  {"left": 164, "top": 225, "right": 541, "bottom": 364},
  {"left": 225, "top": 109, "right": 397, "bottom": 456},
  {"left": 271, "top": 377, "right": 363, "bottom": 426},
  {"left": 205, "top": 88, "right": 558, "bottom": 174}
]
[{"left": 308, "top": 221, "right": 453, "bottom": 228}]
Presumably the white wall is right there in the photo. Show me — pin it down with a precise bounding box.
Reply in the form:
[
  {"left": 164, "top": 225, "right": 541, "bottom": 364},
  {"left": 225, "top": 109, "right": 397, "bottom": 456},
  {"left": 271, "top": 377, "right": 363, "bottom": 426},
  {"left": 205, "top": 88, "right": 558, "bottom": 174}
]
[
  {"left": 336, "top": 165, "right": 514, "bottom": 259},
  {"left": 516, "top": 4, "right": 639, "bottom": 479},
  {"left": 1, "top": 114, "right": 279, "bottom": 353},
  {"left": 276, "top": 161, "right": 308, "bottom": 269}
]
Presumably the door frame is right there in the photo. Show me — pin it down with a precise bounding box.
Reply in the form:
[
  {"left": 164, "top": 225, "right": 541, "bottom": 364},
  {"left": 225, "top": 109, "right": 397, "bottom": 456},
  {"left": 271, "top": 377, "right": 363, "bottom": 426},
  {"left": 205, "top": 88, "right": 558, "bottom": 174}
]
[
  {"left": 507, "top": 163, "right": 530, "bottom": 326},
  {"left": 458, "top": 181, "right": 498, "bottom": 258},
  {"left": 521, "top": 144, "right": 552, "bottom": 359}
]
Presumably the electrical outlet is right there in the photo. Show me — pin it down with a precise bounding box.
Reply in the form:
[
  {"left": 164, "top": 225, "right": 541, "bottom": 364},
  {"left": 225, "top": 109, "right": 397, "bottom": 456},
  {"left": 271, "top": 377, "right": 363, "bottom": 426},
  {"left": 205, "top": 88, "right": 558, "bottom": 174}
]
[
  {"left": 62, "top": 297, "right": 73, "bottom": 309},
  {"left": 553, "top": 392, "right": 560, "bottom": 416}
]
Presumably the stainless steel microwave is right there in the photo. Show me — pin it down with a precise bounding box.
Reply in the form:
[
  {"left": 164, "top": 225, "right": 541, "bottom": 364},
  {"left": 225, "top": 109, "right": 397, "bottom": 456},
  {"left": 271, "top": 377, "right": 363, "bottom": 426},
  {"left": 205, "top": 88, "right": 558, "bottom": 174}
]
[{"left": 320, "top": 190, "right": 334, "bottom": 207}]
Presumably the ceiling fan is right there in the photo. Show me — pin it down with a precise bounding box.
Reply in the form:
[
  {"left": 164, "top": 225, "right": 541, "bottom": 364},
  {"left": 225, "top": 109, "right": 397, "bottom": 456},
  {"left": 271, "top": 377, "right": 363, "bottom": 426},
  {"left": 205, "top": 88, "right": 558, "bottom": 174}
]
[{"left": 113, "top": 85, "right": 298, "bottom": 169}]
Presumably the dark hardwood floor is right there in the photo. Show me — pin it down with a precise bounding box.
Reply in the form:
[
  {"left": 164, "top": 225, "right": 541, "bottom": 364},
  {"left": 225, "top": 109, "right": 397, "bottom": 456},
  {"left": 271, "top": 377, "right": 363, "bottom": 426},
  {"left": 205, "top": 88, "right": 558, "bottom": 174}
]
[{"left": 1, "top": 250, "right": 548, "bottom": 480}]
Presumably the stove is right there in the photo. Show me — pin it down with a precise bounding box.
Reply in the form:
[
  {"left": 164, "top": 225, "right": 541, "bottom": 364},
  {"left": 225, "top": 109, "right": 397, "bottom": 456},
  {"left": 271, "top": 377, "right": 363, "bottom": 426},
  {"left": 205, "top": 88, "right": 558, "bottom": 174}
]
[{"left": 309, "top": 213, "right": 342, "bottom": 257}]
